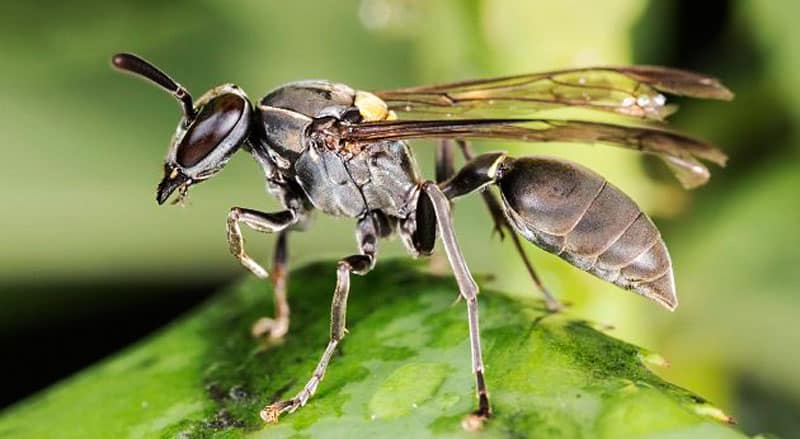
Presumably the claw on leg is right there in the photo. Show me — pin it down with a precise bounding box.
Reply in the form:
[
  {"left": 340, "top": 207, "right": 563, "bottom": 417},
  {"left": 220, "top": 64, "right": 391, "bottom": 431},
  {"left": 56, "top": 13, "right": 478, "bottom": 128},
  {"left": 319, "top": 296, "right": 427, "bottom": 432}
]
[
  {"left": 260, "top": 399, "right": 299, "bottom": 424},
  {"left": 461, "top": 371, "right": 491, "bottom": 431},
  {"left": 251, "top": 316, "right": 289, "bottom": 340},
  {"left": 462, "top": 410, "right": 490, "bottom": 432},
  {"left": 258, "top": 335, "right": 340, "bottom": 424},
  {"left": 544, "top": 296, "right": 566, "bottom": 313}
]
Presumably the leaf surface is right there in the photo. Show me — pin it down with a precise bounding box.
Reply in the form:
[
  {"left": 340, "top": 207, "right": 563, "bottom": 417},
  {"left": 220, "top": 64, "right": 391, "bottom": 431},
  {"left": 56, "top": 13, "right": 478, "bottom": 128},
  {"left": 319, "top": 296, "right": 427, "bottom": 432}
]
[{"left": 0, "top": 261, "right": 749, "bottom": 439}]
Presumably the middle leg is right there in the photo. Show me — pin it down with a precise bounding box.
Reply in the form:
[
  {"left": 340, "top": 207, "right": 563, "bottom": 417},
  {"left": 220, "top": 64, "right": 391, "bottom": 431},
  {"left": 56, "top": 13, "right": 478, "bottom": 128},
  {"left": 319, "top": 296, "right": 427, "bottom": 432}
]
[{"left": 260, "top": 215, "right": 378, "bottom": 423}]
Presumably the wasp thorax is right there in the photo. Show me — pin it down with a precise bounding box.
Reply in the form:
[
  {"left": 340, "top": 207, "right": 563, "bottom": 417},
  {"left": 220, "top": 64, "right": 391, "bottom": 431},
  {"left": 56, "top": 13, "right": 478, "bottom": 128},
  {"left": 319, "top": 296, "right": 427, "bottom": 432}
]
[{"left": 176, "top": 93, "right": 247, "bottom": 167}]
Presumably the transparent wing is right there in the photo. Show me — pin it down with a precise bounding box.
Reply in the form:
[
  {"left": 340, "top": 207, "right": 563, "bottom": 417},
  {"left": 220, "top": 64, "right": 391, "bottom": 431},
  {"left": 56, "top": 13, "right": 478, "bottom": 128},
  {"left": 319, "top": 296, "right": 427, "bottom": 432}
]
[
  {"left": 375, "top": 66, "right": 733, "bottom": 121},
  {"left": 341, "top": 118, "right": 727, "bottom": 188}
]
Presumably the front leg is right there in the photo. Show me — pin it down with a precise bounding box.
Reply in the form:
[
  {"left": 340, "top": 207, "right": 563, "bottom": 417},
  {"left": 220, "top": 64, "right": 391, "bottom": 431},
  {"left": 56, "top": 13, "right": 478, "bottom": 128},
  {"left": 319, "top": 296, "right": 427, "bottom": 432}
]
[
  {"left": 226, "top": 207, "right": 296, "bottom": 277},
  {"left": 227, "top": 207, "right": 297, "bottom": 339},
  {"left": 261, "top": 215, "right": 378, "bottom": 423}
]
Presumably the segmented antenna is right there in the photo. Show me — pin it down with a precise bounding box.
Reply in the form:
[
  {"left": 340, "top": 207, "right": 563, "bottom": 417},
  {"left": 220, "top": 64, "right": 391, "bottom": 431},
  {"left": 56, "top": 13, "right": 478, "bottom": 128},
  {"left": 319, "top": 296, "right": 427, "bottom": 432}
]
[{"left": 112, "top": 53, "right": 196, "bottom": 120}]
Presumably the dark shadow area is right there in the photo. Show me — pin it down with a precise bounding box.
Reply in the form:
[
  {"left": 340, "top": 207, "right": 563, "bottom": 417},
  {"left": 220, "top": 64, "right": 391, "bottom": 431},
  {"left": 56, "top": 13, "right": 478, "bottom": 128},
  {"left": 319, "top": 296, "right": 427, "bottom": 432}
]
[
  {"left": 635, "top": 0, "right": 795, "bottom": 190},
  {"left": 633, "top": 1, "right": 800, "bottom": 437},
  {"left": 0, "top": 278, "right": 229, "bottom": 409},
  {"left": 734, "top": 375, "right": 800, "bottom": 437}
]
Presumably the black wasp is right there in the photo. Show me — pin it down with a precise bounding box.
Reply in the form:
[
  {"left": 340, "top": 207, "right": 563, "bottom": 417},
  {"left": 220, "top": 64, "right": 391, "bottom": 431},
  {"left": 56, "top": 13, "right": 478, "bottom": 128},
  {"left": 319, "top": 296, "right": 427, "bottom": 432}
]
[{"left": 112, "top": 53, "right": 731, "bottom": 428}]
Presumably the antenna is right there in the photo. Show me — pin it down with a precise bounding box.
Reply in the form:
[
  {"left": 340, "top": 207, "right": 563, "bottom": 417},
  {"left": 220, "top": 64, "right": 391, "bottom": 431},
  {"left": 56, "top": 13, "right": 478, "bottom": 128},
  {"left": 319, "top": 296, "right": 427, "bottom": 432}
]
[{"left": 112, "top": 53, "right": 196, "bottom": 120}]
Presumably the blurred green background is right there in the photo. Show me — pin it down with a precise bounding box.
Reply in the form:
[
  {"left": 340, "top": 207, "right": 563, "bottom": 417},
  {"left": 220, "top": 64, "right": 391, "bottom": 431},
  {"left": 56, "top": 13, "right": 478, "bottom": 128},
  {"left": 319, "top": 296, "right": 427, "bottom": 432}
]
[{"left": 0, "top": 0, "right": 797, "bottom": 437}]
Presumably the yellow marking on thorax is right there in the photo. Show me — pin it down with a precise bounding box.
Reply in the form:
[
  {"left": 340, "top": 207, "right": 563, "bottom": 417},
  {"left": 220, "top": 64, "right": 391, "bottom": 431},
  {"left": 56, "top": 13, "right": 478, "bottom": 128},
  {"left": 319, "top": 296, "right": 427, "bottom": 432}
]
[{"left": 355, "top": 90, "right": 393, "bottom": 121}]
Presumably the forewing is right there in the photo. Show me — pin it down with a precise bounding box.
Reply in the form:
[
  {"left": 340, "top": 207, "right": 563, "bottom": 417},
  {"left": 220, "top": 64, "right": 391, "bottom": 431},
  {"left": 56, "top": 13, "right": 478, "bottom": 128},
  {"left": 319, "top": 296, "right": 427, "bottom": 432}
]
[
  {"left": 375, "top": 66, "right": 732, "bottom": 121},
  {"left": 341, "top": 118, "right": 727, "bottom": 188}
]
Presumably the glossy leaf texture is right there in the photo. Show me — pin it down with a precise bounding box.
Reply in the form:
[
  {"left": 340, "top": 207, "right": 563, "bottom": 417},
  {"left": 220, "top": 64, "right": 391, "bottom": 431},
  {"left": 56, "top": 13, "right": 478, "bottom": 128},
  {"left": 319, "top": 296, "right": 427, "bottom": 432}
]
[{"left": 0, "top": 261, "right": 752, "bottom": 439}]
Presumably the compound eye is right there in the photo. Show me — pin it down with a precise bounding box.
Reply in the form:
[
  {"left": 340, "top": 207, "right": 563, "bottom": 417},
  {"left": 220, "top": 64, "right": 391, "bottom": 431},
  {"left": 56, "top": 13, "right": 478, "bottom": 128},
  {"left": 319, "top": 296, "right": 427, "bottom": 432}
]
[{"left": 176, "top": 93, "right": 245, "bottom": 167}]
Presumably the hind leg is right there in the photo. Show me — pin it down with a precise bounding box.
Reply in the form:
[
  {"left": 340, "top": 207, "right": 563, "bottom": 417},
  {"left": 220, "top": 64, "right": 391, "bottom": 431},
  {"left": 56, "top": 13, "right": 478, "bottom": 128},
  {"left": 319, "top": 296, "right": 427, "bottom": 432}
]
[
  {"left": 422, "top": 182, "right": 491, "bottom": 430},
  {"left": 440, "top": 147, "right": 563, "bottom": 311}
]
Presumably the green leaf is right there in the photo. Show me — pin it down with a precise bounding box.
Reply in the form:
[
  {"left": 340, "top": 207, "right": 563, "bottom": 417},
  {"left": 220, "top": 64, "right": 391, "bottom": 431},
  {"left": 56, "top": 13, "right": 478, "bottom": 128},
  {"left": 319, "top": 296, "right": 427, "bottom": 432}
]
[{"left": 0, "top": 261, "right": 750, "bottom": 438}]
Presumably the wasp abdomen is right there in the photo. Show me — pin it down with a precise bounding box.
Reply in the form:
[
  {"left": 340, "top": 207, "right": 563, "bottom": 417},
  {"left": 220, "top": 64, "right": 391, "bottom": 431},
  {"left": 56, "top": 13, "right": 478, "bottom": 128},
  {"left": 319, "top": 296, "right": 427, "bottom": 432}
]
[{"left": 497, "top": 157, "right": 677, "bottom": 310}]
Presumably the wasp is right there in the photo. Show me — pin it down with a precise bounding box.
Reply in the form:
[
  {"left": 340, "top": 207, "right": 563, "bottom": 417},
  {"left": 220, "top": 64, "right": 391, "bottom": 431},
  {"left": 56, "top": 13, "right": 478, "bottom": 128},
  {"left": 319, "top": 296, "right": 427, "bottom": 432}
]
[{"left": 112, "top": 53, "right": 731, "bottom": 428}]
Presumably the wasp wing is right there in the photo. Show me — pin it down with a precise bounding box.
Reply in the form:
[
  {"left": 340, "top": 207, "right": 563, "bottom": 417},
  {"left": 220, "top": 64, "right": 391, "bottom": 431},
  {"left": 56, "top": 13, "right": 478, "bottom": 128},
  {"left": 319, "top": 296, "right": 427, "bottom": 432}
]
[
  {"left": 340, "top": 118, "right": 726, "bottom": 188},
  {"left": 375, "top": 66, "right": 732, "bottom": 122}
]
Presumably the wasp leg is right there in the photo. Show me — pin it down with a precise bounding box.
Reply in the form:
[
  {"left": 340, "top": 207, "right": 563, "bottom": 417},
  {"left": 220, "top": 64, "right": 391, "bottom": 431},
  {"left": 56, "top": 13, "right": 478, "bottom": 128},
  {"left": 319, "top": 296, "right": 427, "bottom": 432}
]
[
  {"left": 227, "top": 208, "right": 298, "bottom": 339},
  {"left": 427, "top": 140, "right": 459, "bottom": 272},
  {"left": 422, "top": 182, "right": 491, "bottom": 430},
  {"left": 251, "top": 231, "right": 291, "bottom": 339},
  {"left": 261, "top": 216, "right": 377, "bottom": 423},
  {"left": 435, "top": 139, "right": 457, "bottom": 183},
  {"left": 445, "top": 145, "right": 564, "bottom": 312}
]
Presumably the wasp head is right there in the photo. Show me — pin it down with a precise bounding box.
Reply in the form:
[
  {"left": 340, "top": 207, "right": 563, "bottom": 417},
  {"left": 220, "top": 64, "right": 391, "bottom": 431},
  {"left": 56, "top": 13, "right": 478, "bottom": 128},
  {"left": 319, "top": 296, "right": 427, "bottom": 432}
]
[{"left": 112, "top": 53, "right": 252, "bottom": 205}]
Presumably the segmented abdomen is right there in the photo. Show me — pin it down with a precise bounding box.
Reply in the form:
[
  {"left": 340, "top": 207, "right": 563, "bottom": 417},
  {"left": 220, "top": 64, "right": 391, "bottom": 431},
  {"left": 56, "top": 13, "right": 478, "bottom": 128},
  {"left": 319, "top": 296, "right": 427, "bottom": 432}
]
[{"left": 497, "top": 156, "right": 677, "bottom": 310}]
